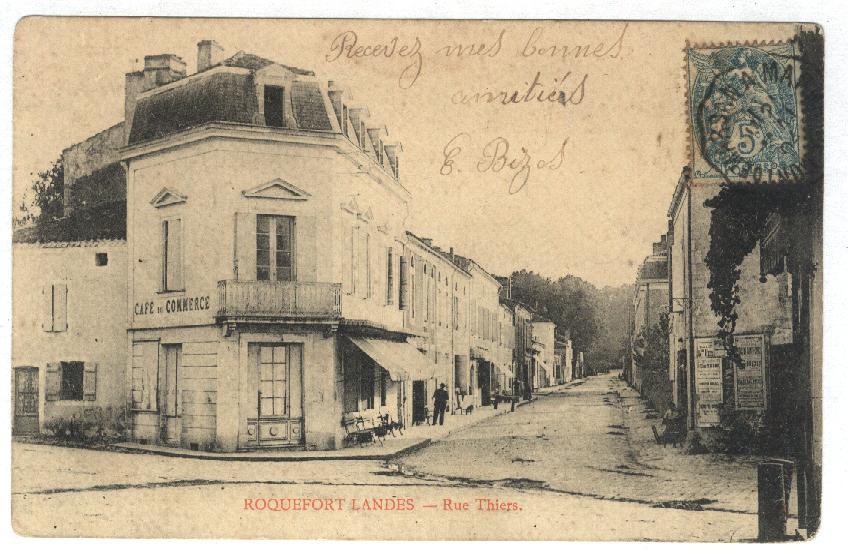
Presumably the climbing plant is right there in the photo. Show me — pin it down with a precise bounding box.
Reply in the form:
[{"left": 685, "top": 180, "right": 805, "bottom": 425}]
[{"left": 704, "top": 29, "right": 823, "bottom": 360}]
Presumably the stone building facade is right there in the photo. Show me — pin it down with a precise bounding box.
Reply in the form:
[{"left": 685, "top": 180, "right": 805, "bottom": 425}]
[{"left": 667, "top": 168, "right": 793, "bottom": 431}]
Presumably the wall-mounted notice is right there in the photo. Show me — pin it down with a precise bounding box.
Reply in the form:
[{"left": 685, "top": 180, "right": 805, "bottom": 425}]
[
  {"left": 694, "top": 338, "right": 723, "bottom": 427},
  {"left": 733, "top": 334, "right": 767, "bottom": 411}
]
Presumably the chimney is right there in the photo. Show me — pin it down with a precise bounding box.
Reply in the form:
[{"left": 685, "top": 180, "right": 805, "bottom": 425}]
[
  {"left": 143, "top": 54, "right": 187, "bottom": 88},
  {"left": 197, "top": 40, "right": 224, "bottom": 73}
]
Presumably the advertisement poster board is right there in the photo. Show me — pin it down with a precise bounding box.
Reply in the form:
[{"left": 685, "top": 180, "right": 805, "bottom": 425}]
[
  {"left": 733, "top": 334, "right": 767, "bottom": 410},
  {"left": 694, "top": 338, "right": 723, "bottom": 427}
]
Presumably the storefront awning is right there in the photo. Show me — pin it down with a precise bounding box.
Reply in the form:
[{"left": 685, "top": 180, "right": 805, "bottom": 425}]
[{"left": 347, "top": 337, "right": 435, "bottom": 382}]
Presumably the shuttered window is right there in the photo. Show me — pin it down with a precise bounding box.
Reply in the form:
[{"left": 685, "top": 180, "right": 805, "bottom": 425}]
[
  {"left": 42, "top": 283, "right": 67, "bottom": 332},
  {"left": 343, "top": 223, "right": 353, "bottom": 294},
  {"left": 60, "top": 361, "right": 84, "bottom": 401},
  {"left": 398, "top": 255, "right": 408, "bottom": 310},
  {"left": 386, "top": 247, "right": 394, "bottom": 305},
  {"left": 162, "top": 218, "right": 184, "bottom": 291}
]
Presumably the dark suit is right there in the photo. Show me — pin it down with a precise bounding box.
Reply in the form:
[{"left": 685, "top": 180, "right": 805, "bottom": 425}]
[{"left": 432, "top": 388, "right": 449, "bottom": 425}]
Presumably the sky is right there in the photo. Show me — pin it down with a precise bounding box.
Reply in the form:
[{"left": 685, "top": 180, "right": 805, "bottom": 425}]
[{"left": 12, "top": 18, "right": 799, "bottom": 287}]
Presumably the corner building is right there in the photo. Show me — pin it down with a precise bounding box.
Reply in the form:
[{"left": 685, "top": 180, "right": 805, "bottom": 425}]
[{"left": 122, "top": 46, "right": 426, "bottom": 451}]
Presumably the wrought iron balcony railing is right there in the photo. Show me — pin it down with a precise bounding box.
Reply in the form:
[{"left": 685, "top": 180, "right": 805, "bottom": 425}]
[{"left": 216, "top": 280, "right": 342, "bottom": 321}]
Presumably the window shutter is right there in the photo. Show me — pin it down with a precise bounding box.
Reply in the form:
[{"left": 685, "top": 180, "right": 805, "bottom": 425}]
[
  {"left": 83, "top": 362, "right": 97, "bottom": 401},
  {"left": 342, "top": 222, "right": 352, "bottom": 294},
  {"left": 54, "top": 283, "right": 68, "bottom": 332},
  {"left": 351, "top": 225, "right": 359, "bottom": 295},
  {"left": 235, "top": 212, "right": 256, "bottom": 281},
  {"left": 366, "top": 233, "right": 372, "bottom": 299},
  {"left": 386, "top": 247, "right": 394, "bottom": 305},
  {"left": 296, "top": 215, "right": 317, "bottom": 282},
  {"left": 41, "top": 285, "right": 53, "bottom": 332},
  {"left": 398, "top": 256, "right": 408, "bottom": 310},
  {"left": 46, "top": 362, "right": 61, "bottom": 401},
  {"left": 170, "top": 219, "right": 184, "bottom": 290}
]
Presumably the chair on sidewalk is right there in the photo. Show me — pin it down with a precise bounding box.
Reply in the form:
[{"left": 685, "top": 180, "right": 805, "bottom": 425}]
[
  {"left": 452, "top": 395, "right": 474, "bottom": 415},
  {"left": 342, "top": 416, "right": 374, "bottom": 447},
  {"left": 652, "top": 422, "right": 686, "bottom": 448},
  {"left": 379, "top": 413, "right": 404, "bottom": 437}
]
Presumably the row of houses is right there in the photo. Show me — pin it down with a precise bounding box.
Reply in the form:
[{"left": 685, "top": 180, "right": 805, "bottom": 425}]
[
  {"left": 12, "top": 40, "right": 580, "bottom": 451},
  {"left": 624, "top": 30, "right": 823, "bottom": 534},
  {"left": 627, "top": 166, "right": 796, "bottom": 436}
]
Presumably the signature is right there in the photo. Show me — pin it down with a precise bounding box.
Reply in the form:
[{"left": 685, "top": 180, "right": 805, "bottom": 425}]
[{"left": 440, "top": 134, "right": 569, "bottom": 194}]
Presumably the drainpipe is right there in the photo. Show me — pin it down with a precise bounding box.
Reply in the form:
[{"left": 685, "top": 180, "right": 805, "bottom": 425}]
[{"left": 687, "top": 181, "right": 697, "bottom": 430}]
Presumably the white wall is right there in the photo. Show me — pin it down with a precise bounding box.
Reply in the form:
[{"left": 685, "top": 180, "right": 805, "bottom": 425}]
[{"left": 12, "top": 242, "right": 128, "bottom": 430}]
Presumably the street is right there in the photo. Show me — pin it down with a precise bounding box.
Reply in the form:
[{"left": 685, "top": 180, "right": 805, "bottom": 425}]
[{"left": 12, "top": 373, "right": 758, "bottom": 541}]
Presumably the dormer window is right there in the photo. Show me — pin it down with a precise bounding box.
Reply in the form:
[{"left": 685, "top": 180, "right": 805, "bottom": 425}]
[{"left": 264, "top": 85, "right": 285, "bottom": 128}]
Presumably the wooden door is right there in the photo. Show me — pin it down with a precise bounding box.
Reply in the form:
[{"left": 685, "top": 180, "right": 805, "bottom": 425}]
[
  {"left": 14, "top": 367, "right": 39, "bottom": 435},
  {"left": 159, "top": 344, "right": 182, "bottom": 445},
  {"left": 243, "top": 343, "right": 303, "bottom": 447},
  {"left": 412, "top": 380, "right": 427, "bottom": 424}
]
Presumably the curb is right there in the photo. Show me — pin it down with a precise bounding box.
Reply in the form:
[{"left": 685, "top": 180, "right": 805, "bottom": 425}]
[
  {"left": 25, "top": 396, "right": 546, "bottom": 464},
  {"left": 109, "top": 442, "right": 422, "bottom": 462}
]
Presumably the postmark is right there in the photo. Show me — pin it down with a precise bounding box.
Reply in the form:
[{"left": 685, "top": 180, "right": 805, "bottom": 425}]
[{"left": 687, "top": 42, "right": 803, "bottom": 184}]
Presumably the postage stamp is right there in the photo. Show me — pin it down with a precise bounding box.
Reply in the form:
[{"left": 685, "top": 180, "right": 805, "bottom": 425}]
[{"left": 687, "top": 42, "right": 804, "bottom": 184}]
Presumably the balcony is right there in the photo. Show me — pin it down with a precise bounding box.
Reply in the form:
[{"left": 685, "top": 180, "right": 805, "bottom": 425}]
[{"left": 216, "top": 280, "right": 342, "bottom": 323}]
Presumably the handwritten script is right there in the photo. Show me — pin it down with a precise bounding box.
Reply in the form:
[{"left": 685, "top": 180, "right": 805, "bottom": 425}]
[
  {"left": 441, "top": 133, "right": 569, "bottom": 194},
  {"left": 325, "top": 25, "right": 627, "bottom": 90}
]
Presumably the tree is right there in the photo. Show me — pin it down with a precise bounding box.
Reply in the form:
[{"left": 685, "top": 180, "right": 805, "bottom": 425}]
[
  {"left": 16, "top": 157, "right": 64, "bottom": 228},
  {"left": 633, "top": 312, "right": 672, "bottom": 413},
  {"left": 510, "top": 269, "right": 602, "bottom": 366}
]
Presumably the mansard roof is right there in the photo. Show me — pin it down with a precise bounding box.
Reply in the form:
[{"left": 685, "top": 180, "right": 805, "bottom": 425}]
[
  {"left": 127, "top": 48, "right": 337, "bottom": 146},
  {"left": 128, "top": 71, "right": 260, "bottom": 144}
]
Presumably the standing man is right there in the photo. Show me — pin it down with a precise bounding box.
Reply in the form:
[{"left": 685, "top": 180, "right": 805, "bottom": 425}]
[
  {"left": 511, "top": 376, "right": 521, "bottom": 412},
  {"left": 432, "top": 383, "right": 449, "bottom": 426}
]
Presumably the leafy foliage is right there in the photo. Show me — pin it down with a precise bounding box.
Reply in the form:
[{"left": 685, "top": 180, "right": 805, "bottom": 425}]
[
  {"left": 510, "top": 270, "right": 629, "bottom": 371},
  {"left": 510, "top": 270, "right": 598, "bottom": 353},
  {"left": 16, "top": 157, "right": 64, "bottom": 228},
  {"left": 633, "top": 312, "right": 669, "bottom": 374},
  {"left": 704, "top": 30, "right": 823, "bottom": 360},
  {"left": 634, "top": 312, "right": 672, "bottom": 414}
]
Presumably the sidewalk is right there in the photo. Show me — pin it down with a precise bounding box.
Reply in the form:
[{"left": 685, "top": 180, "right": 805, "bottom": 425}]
[
  {"left": 111, "top": 398, "right": 535, "bottom": 462},
  {"left": 533, "top": 378, "right": 587, "bottom": 395},
  {"left": 611, "top": 377, "right": 791, "bottom": 517}
]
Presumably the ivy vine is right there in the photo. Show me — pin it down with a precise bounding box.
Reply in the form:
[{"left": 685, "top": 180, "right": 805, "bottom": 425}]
[{"left": 703, "top": 29, "right": 823, "bottom": 360}]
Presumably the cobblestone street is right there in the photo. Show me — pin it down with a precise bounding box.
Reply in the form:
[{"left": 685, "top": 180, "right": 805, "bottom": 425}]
[
  {"left": 395, "top": 372, "right": 770, "bottom": 517},
  {"left": 12, "top": 372, "right": 768, "bottom": 541}
]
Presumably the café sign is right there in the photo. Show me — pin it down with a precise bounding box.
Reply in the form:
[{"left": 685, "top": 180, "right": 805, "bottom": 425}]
[{"left": 134, "top": 294, "right": 211, "bottom": 316}]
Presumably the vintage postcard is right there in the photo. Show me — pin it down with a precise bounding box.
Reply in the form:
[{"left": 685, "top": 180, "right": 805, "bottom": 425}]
[{"left": 9, "top": 17, "right": 823, "bottom": 541}]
